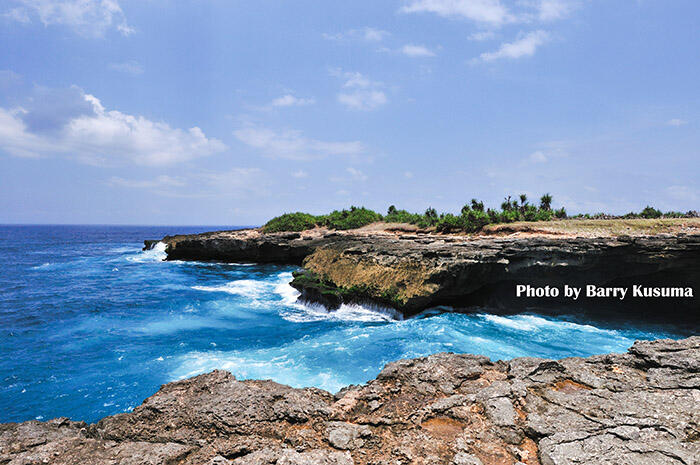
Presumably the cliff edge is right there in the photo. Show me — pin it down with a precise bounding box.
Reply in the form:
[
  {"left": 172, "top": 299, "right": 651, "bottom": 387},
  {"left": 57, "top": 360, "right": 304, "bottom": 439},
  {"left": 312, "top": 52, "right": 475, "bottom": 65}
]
[
  {"left": 153, "top": 225, "right": 700, "bottom": 325},
  {"left": 2, "top": 337, "right": 698, "bottom": 465}
]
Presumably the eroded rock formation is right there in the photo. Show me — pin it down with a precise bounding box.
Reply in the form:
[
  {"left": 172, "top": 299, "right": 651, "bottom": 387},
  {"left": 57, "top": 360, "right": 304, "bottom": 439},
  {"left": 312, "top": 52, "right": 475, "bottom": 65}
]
[
  {"left": 153, "top": 229, "right": 700, "bottom": 324},
  {"left": 2, "top": 337, "right": 699, "bottom": 464}
]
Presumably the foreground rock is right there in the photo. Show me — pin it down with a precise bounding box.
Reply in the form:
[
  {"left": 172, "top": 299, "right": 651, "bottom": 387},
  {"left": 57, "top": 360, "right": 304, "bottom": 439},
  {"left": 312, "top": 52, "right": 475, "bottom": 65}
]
[
  {"left": 2, "top": 337, "right": 699, "bottom": 464},
  {"left": 153, "top": 228, "right": 700, "bottom": 324}
]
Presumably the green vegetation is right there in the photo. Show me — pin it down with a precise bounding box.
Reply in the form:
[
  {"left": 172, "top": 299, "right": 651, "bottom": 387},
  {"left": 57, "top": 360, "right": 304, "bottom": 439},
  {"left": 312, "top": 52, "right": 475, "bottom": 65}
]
[
  {"left": 290, "top": 270, "right": 404, "bottom": 309},
  {"left": 318, "top": 207, "right": 382, "bottom": 230},
  {"left": 570, "top": 206, "right": 691, "bottom": 220},
  {"left": 262, "top": 212, "right": 317, "bottom": 232},
  {"left": 262, "top": 195, "right": 697, "bottom": 234},
  {"left": 262, "top": 207, "right": 382, "bottom": 233}
]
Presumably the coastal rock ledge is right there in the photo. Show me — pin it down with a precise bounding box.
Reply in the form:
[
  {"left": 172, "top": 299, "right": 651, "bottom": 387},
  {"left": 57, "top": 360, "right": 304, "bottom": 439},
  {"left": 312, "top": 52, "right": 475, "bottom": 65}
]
[
  {"left": 152, "top": 228, "right": 700, "bottom": 323},
  {"left": 2, "top": 337, "right": 699, "bottom": 465}
]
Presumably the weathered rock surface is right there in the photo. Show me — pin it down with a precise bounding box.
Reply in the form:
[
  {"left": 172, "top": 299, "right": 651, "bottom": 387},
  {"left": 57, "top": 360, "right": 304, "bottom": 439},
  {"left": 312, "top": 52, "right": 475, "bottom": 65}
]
[
  {"left": 2, "top": 337, "right": 699, "bottom": 465},
  {"left": 152, "top": 229, "right": 700, "bottom": 324}
]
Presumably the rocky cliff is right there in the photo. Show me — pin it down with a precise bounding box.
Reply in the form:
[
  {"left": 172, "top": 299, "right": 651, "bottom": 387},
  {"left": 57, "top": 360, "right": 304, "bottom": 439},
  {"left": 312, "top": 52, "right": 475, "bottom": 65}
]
[
  {"left": 154, "top": 228, "right": 700, "bottom": 325},
  {"left": 2, "top": 337, "right": 698, "bottom": 465}
]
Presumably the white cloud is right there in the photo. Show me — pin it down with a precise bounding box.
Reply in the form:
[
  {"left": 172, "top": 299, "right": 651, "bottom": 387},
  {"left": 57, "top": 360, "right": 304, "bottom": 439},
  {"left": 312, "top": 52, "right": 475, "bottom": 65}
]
[
  {"left": 338, "top": 91, "right": 388, "bottom": 111},
  {"left": 338, "top": 71, "right": 375, "bottom": 89},
  {"left": 399, "top": 0, "right": 574, "bottom": 25},
  {"left": 477, "top": 30, "right": 549, "bottom": 62},
  {"left": 667, "top": 118, "right": 688, "bottom": 127},
  {"left": 536, "top": 0, "right": 574, "bottom": 21},
  {"left": 0, "top": 88, "right": 226, "bottom": 165},
  {"left": 233, "top": 125, "right": 364, "bottom": 161},
  {"left": 527, "top": 150, "right": 548, "bottom": 163},
  {"left": 401, "top": 44, "right": 436, "bottom": 57},
  {"left": 108, "top": 175, "right": 185, "bottom": 189},
  {"left": 404, "top": 171, "right": 414, "bottom": 178},
  {"left": 108, "top": 169, "right": 268, "bottom": 199},
  {"left": 270, "top": 94, "right": 315, "bottom": 107},
  {"left": 198, "top": 168, "right": 268, "bottom": 198},
  {"left": 6, "top": 0, "right": 133, "bottom": 37},
  {"left": 400, "top": 0, "right": 512, "bottom": 26},
  {"left": 4, "top": 7, "right": 30, "bottom": 23},
  {"left": 346, "top": 167, "right": 368, "bottom": 181},
  {"left": 291, "top": 170, "right": 308, "bottom": 178},
  {"left": 469, "top": 30, "right": 496, "bottom": 41},
  {"left": 323, "top": 27, "right": 389, "bottom": 42},
  {"left": 109, "top": 61, "right": 143, "bottom": 75},
  {"left": 362, "top": 27, "right": 389, "bottom": 42},
  {"left": 333, "top": 70, "right": 388, "bottom": 111}
]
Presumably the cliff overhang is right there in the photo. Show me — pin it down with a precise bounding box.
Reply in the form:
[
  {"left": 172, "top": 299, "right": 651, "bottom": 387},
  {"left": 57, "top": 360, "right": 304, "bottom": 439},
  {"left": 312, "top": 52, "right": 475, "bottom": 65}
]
[{"left": 152, "top": 228, "right": 700, "bottom": 326}]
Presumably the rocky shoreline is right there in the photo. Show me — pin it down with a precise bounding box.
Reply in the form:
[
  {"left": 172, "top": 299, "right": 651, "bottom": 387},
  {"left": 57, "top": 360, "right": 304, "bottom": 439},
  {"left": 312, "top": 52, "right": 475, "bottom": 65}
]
[
  {"left": 151, "top": 227, "right": 700, "bottom": 325},
  {"left": 2, "top": 337, "right": 698, "bottom": 464}
]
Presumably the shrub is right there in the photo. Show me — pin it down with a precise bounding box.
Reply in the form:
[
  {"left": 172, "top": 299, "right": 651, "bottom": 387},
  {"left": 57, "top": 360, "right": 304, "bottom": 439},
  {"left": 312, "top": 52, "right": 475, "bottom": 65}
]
[
  {"left": 435, "top": 213, "right": 464, "bottom": 233},
  {"left": 487, "top": 208, "right": 500, "bottom": 223},
  {"left": 262, "top": 193, "right": 577, "bottom": 234},
  {"left": 263, "top": 212, "right": 318, "bottom": 233},
  {"left": 500, "top": 210, "right": 520, "bottom": 223},
  {"left": 384, "top": 208, "right": 424, "bottom": 224},
  {"left": 523, "top": 204, "right": 538, "bottom": 221},
  {"left": 471, "top": 199, "right": 485, "bottom": 212},
  {"left": 640, "top": 206, "right": 662, "bottom": 219},
  {"left": 320, "top": 206, "right": 382, "bottom": 230},
  {"left": 534, "top": 209, "right": 553, "bottom": 222},
  {"left": 464, "top": 209, "right": 490, "bottom": 232}
]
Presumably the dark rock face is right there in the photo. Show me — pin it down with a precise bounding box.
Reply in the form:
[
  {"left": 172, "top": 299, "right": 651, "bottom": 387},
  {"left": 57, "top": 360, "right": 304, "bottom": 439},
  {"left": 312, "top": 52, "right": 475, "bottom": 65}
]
[
  {"left": 157, "top": 229, "right": 341, "bottom": 265},
  {"left": 158, "top": 229, "right": 700, "bottom": 326},
  {"left": 2, "top": 337, "right": 699, "bottom": 464}
]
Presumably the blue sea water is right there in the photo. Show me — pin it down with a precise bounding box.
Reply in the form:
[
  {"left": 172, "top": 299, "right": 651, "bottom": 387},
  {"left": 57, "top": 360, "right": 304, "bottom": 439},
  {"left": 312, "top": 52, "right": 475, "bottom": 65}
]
[{"left": 0, "top": 225, "right": 683, "bottom": 424}]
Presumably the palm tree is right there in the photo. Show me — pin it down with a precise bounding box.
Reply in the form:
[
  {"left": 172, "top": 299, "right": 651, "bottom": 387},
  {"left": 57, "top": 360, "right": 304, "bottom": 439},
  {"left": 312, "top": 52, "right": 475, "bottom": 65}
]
[{"left": 540, "top": 193, "right": 553, "bottom": 211}]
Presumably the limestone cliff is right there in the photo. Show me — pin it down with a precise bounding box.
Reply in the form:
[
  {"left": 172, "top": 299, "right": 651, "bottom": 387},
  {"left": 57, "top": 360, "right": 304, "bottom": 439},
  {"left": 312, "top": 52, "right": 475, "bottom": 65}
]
[
  {"left": 153, "top": 228, "right": 700, "bottom": 325},
  {"left": 2, "top": 337, "right": 698, "bottom": 464}
]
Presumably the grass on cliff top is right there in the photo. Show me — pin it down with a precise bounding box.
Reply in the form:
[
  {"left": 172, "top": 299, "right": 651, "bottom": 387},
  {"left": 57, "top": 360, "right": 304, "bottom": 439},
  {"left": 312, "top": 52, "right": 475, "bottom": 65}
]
[
  {"left": 482, "top": 217, "right": 700, "bottom": 236},
  {"left": 262, "top": 196, "right": 697, "bottom": 235}
]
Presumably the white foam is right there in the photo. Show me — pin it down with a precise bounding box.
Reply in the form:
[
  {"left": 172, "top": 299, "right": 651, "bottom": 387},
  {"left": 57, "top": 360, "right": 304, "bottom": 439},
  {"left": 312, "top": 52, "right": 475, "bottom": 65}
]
[
  {"left": 270, "top": 271, "right": 403, "bottom": 323},
  {"left": 481, "top": 314, "right": 537, "bottom": 331},
  {"left": 192, "top": 279, "right": 269, "bottom": 298},
  {"left": 127, "top": 242, "right": 166, "bottom": 263},
  {"left": 480, "top": 313, "right": 614, "bottom": 335},
  {"left": 171, "top": 350, "right": 348, "bottom": 393},
  {"left": 31, "top": 262, "right": 64, "bottom": 270},
  {"left": 273, "top": 272, "right": 302, "bottom": 305},
  {"left": 281, "top": 301, "right": 402, "bottom": 323}
]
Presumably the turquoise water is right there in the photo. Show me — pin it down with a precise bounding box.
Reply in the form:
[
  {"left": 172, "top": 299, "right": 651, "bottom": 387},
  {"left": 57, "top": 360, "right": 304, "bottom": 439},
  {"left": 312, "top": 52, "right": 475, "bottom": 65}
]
[{"left": 0, "top": 225, "right": 681, "bottom": 424}]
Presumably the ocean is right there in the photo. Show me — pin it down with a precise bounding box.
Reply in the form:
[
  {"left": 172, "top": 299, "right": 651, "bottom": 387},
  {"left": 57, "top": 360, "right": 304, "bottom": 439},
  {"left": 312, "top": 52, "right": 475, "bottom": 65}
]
[{"left": 0, "top": 225, "right": 682, "bottom": 424}]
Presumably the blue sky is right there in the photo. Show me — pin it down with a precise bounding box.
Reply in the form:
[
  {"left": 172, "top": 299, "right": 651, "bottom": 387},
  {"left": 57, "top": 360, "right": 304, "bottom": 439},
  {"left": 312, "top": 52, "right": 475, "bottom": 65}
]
[{"left": 0, "top": 0, "right": 698, "bottom": 224}]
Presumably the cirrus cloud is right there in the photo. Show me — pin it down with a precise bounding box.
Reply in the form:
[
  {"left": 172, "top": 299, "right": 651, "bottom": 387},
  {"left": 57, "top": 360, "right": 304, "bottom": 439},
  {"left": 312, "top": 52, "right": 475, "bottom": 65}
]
[
  {"left": 477, "top": 30, "right": 549, "bottom": 62},
  {"left": 233, "top": 125, "right": 365, "bottom": 161},
  {"left": 332, "top": 70, "right": 388, "bottom": 111},
  {"left": 401, "top": 44, "right": 437, "bottom": 57},
  {"left": 400, "top": 0, "right": 512, "bottom": 26},
  {"left": 5, "top": 0, "right": 133, "bottom": 37}
]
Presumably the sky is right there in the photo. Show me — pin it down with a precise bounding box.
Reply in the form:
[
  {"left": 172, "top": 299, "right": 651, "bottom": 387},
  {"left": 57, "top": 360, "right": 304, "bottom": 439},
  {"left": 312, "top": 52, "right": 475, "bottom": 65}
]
[{"left": 0, "top": 0, "right": 698, "bottom": 225}]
